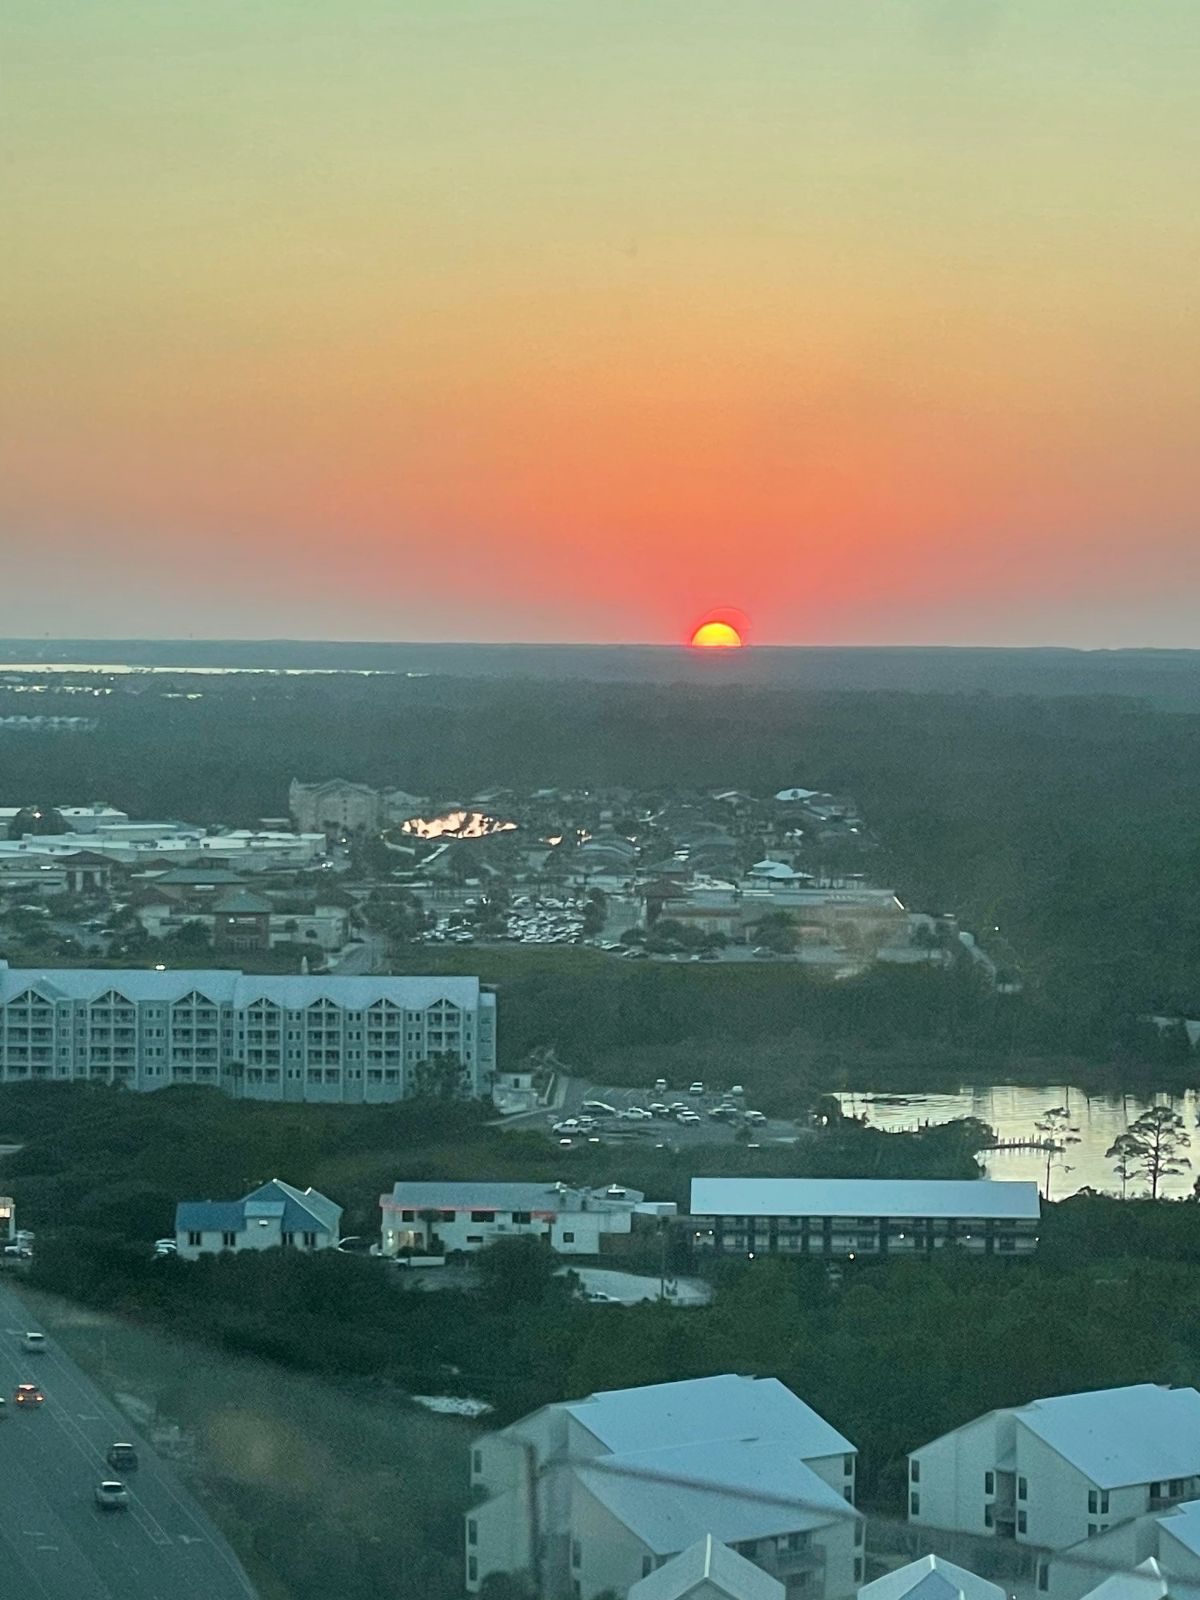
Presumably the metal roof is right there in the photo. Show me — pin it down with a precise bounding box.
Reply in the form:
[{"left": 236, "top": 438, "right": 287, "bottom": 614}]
[
  {"left": 1018, "top": 1386, "right": 1200, "bottom": 1489},
  {"left": 577, "top": 1438, "right": 853, "bottom": 1553},
  {"left": 0, "top": 962, "right": 489, "bottom": 1013},
  {"left": 1158, "top": 1501, "right": 1200, "bottom": 1558},
  {"left": 565, "top": 1374, "right": 853, "bottom": 1460},
  {"left": 690, "top": 1178, "right": 1041, "bottom": 1221},
  {"left": 1077, "top": 1559, "right": 1169, "bottom": 1600},
  {"left": 628, "top": 1536, "right": 784, "bottom": 1600},
  {"left": 860, "top": 1556, "right": 1006, "bottom": 1600},
  {"left": 175, "top": 1201, "right": 245, "bottom": 1233}
]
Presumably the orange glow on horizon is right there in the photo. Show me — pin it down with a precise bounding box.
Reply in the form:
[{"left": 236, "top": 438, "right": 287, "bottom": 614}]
[{"left": 690, "top": 620, "right": 744, "bottom": 649}]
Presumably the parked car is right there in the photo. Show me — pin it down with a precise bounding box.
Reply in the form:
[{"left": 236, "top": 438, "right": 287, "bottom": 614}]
[
  {"left": 0, "top": 1397, "right": 7, "bottom": 1421},
  {"left": 107, "top": 1442, "right": 139, "bottom": 1471},
  {"left": 551, "top": 1119, "right": 581, "bottom": 1135},
  {"left": 744, "top": 1110, "right": 767, "bottom": 1124},
  {"left": 95, "top": 1480, "right": 130, "bottom": 1512},
  {"left": 653, "top": 1078, "right": 668, "bottom": 1092},
  {"left": 585, "top": 1290, "right": 617, "bottom": 1303},
  {"left": 621, "top": 1106, "right": 652, "bottom": 1120},
  {"left": 676, "top": 1110, "right": 702, "bottom": 1125},
  {"left": 14, "top": 1383, "right": 44, "bottom": 1407},
  {"left": 728, "top": 1085, "right": 745, "bottom": 1098},
  {"left": 581, "top": 1100, "right": 617, "bottom": 1117},
  {"left": 3, "top": 1245, "right": 32, "bottom": 1260},
  {"left": 688, "top": 1081, "right": 705, "bottom": 1095},
  {"left": 21, "top": 1332, "right": 45, "bottom": 1354}
]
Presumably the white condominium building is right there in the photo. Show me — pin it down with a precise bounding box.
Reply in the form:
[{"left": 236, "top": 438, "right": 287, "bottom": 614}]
[
  {"left": 908, "top": 1386, "right": 1200, "bottom": 1556},
  {"left": 468, "top": 1374, "right": 863, "bottom": 1600},
  {"left": 0, "top": 961, "right": 495, "bottom": 1103}
]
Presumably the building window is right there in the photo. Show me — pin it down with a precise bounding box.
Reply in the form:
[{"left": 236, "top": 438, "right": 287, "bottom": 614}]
[
  {"left": 1018, "top": 1512, "right": 1027, "bottom": 1535},
  {"left": 188, "top": 1230, "right": 202, "bottom": 1247},
  {"left": 910, "top": 1460, "right": 920, "bottom": 1483},
  {"left": 910, "top": 1493, "right": 920, "bottom": 1516},
  {"left": 467, "top": 1235, "right": 483, "bottom": 1244},
  {"left": 844, "top": 1454, "right": 854, "bottom": 1477},
  {"left": 512, "top": 1211, "right": 532, "bottom": 1224},
  {"left": 571, "top": 1539, "right": 581, "bottom": 1569},
  {"left": 1088, "top": 1524, "right": 1097, "bottom": 1537},
  {"left": 1018, "top": 1476, "right": 1028, "bottom": 1500},
  {"left": 985, "top": 1470, "right": 995, "bottom": 1496},
  {"left": 855, "top": 1559, "right": 865, "bottom": 1583},
  {"left": 561, "top": 1231, "right": 575, "bottom": 1243},
  {"left": 984, "top": 1506, "right": 994, "bottom": 1529},
  {"left": 222, "top": 1231, "right": 236, "bottom": 1249},
  {"left": 1038, "top": 1565, "right": 1049, "bottom": 1593},
  {"left": 472, "top": 1449, "right": 482, "bottom": 1475},
  {"left": 467, "top": 1557, "right": 477, "bottom": 1583},
  {"left": 401, "top": 1209, "right": 415, "bottom": 1222},
  {"left": 1088, "top": 1491, "right": 1097, "bottom": 1514},
  {"left": 1169, "top": 1482, "right": 1184, "bottom": 1499},
  {"left": 467, "top": 1521, "right": 477, "bottom": 1547},
  {"left": 470, "top": 1211, "right": 495, "bottom": 1223}
]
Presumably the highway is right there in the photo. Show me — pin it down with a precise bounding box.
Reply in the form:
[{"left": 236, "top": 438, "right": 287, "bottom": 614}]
[{"left": 0, "top": 1279, "right": 258, "bottom": 1600}]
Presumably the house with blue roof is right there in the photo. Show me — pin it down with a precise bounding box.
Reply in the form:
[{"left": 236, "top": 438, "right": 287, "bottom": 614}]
[{"left": 174, "top": 1179, "right": 342, "bottom": 1259}]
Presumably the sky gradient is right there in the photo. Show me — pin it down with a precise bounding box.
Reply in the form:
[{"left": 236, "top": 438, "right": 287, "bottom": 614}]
[{"left": 4, "top": 1, "right": 1199, "bottom": 645}]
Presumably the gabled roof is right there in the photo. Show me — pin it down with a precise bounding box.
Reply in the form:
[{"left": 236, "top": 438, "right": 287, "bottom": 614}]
[
  {"left": 1078, "top": 1559, "right": 1169, "bottom": 1600},
  {"left": 1018, "top": 1386, "right": 1200, "bottom": 1489},
  {"left": 1158, "top": 1499, "right": 1200, "bottom": 1558},
  {"left": 577, "top": 1437, "right": 853, "bottom": 1553},
  {"left": 859, "top": 1555, "right": 1006, "bottom": 1600},
  {"left": 628, "top": 1535, "right": 784, "bottom": 1600},
  {"left": 175, "top": 1181, "right": 341, "bottom": 1237},
  {"left": 247, "top": 1179, "right": 342, "bottom": 1233},
  {"left": 565, "top": 1374, "right": 853, "bottom": 1460},
  {"left": 175, "top": 1200, "right": 245, "bottom": 1233}
]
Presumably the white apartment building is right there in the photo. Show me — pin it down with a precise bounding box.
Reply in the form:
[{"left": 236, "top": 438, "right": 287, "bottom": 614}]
[
  {"left": 467, "top": 1374, "right": 863, "bottom": 1600},
  {"left": 0, "top": 962, "right": 495, "bottom": 1103},
  {"left": 690, "top": 1180, "right": 1041, "bottom": 1259},
  {"left": 1046, "top": 1496, "right": 1200, "bottom": 1600},
  {"left": 174, "top": 1179, "right": 342, "bottom": 1259},
  {"left": 908, "top": 1386, "right": 1200, "bottom": 1559},
  {"left": 380, "top": 1180, "right": 669, "bottom": 1257}
]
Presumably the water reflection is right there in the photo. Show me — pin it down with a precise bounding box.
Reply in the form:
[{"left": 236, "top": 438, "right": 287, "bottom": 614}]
[{"left": 836, "top": 1085, "right": 1200, "bottom": 1198}]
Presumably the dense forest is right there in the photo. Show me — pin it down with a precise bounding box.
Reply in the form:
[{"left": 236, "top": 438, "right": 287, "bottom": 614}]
[{"left": 2, "top": 672, "right": 1196, "bottom": 1049}]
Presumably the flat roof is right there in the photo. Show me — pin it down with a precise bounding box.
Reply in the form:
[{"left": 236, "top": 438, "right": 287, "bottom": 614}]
[{"left": 690, "top": 1178, "right": 1041, "bottom": 1221}]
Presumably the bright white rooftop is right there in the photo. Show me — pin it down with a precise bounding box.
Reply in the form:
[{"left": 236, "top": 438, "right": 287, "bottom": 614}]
[{"left": 690, "top": 1179, "right": 1042, "bottom": 1221}]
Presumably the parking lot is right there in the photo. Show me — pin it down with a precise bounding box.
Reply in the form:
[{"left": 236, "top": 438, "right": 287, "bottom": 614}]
[{"left": 543, "top": 1076, "right": 804, "bottom": 1150}]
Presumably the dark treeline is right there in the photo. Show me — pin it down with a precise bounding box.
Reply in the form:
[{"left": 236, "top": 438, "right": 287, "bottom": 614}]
[{"left": 2, "top": 674, "right": 1198, "bottom": 1045}]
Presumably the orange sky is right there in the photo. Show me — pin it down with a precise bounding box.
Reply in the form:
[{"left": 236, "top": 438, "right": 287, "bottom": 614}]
[{"left": 3, "top": 2, "right": 1198, "bottom": 644}]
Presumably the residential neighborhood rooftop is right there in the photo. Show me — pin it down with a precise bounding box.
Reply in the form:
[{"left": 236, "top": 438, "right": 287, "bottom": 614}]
[
  {"left": 1017, "top": 1386, "right": 1200, "bottom": 1490},
  {"left": 859, "top": 1555, "right": 1006, "bottom": 1600},
  {"left": 564, "top": 1374, "right": 853, "bottom": 1460},
  {"left": 627, "top": 1535, "right": 784, "bottom": 1600}
]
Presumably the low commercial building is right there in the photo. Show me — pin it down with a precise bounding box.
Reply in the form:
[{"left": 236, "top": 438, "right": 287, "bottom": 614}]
[
  {"left": 468, "top": 1374, "right": 863, "bottom": 1600},
  {"left": 380, "top": 1180, "right": 667, "bottom": 1256},
  {"left": 175, "top": 1179, "right": 341, "bottom": 1258},
  {"left": 0, "top": 962, "right": 496, "bottom": 1103},
  {"left": 908, "top": 1386, "right": 1200, "bottom": 1557},
  {"left": 690, "top": 1179, "right": 1041, "bottom": 1259}
]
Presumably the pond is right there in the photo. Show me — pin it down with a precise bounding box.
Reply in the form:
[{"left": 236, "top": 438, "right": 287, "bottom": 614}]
[{"left": 835, "top": 1084, "right": 1200, "bottom": 1198}]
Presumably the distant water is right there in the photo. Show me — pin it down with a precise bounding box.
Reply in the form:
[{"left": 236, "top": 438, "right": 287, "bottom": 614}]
[
  {"left": 837, "top": 1086, "right": 1200, "bottom": 1198},
  {"left": 2, "top": 643, "right": 1200, "bottom": 704}
]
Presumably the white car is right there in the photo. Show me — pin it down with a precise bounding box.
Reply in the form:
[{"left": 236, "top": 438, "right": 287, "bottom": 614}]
[
  {"left": 581, "top": 1100, "right": 617, "bottom": 1117},
  {"left": 552, "top": 1119, "right": 581, "bottom": 1135},
  {"left": 688, "top": 1082, "right": 705, "bottom": 1095},
  {"left": 676, "top": 1110, "right": 702, "bottom": 1125},
  {"left": 621, "top": 1106, "right": 652, "bottom": 1119},
  {"left": 744, "top": 1110, "right": 767, "bottom": 1124},
  {"left": 21, "top": 1332, "right": 45, "bottom": 1354}
]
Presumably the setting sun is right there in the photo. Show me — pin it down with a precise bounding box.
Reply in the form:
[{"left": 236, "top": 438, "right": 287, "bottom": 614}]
[{"left": 690, "top": 620, "right": 744, "bottom": 649}]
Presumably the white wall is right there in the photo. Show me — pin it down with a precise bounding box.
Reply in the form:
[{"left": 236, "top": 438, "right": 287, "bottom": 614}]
[
  {"left": 571, "top": 1477, "right": 656, "bottom": 1600},
  {"left": 1017, "top": 1425, "right": 1099, "bottom": 1550},
  {"left": 909, "top": 1413, "right": 1000, "bottom": 1535}
]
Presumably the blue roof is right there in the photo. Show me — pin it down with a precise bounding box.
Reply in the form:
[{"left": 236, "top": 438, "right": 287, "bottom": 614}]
[
  {"left": 175, "top": 1180, "right": 341, "bottom": 1237},
  {"left": 175, "top": 1201, "right": 245, "bottom": 1233}
]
